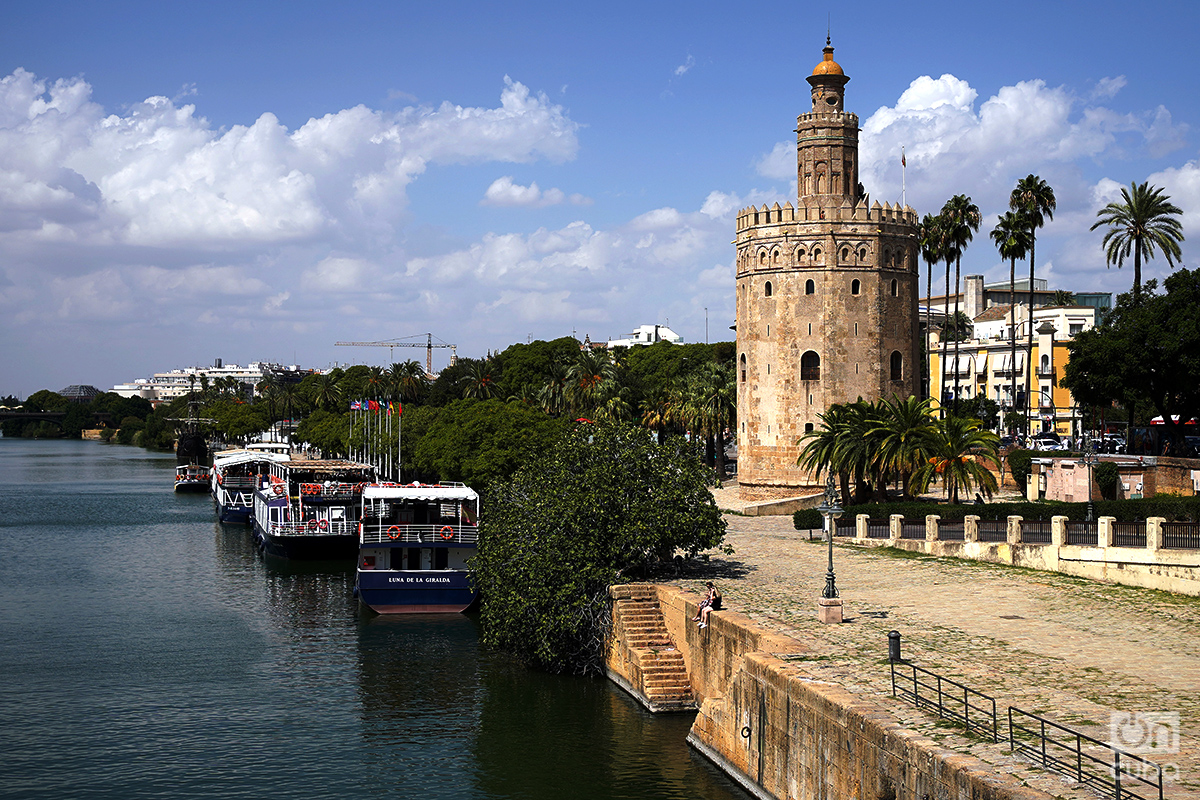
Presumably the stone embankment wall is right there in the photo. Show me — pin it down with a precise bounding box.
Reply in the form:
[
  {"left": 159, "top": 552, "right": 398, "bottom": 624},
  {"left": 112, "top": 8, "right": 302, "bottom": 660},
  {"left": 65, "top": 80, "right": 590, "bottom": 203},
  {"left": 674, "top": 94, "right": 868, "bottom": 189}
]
[{"left": 608, "top": 583, "right": 1051, "bottom": 800}]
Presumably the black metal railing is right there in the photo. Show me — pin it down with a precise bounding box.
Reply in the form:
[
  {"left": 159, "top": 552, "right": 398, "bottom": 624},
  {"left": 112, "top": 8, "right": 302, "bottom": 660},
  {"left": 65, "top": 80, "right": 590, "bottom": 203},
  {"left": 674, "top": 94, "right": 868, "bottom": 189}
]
[
  {"left": 977, "top": 521, "right": 1008, "bottom": 542},
  {"left": 1113, "top": 522, "right": 1147, "bottom": 549},
  {"left": 1162, "top": 522, "right": 1200, "bottom": 550},
  {"left": 891, "top": 662, "right": 998, "bottom": 742},
  {"left": 939, "top": 522, "right": 965, "bottom": 541},
  {"left": 1066, "top": 521, "right": 1098, "bottom": 546},
  {"left": 867, "top": 518, "right": 891, "bottom": 539},
  {"left": 835, "top": 519, "right": 856, "bottom": 537},
  {"left": 900, "top": 521, "right": 926, "bottom": 540},
  {"left": 1022, "top": 520, "right": 1052, "bottom": 544},
  {"left": 1009, "top": 707, "right": 1164, "bottom": 800}
]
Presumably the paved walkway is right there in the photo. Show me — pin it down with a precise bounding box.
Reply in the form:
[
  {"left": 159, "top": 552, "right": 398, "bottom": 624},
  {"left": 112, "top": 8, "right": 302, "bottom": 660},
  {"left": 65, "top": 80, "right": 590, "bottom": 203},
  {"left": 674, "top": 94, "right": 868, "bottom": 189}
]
[{"left": 686, "top": 512, "right": 1200, "bottom": 800}]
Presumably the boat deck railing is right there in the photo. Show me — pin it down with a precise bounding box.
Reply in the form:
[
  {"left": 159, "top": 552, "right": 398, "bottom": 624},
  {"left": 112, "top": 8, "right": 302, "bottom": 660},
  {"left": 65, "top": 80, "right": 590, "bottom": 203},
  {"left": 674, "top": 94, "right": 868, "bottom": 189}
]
[
  {"left": 219, "top": 489, "right": 254, "bottom": 508},
  {"left": 269, "top": 519, "right": 357, "bottom": 537},
  {"left": 361, "top": 523, "right": 479, "bottom": 545},
  {"left": 217, "top": 476, "right": 257, "bottom": 489}
]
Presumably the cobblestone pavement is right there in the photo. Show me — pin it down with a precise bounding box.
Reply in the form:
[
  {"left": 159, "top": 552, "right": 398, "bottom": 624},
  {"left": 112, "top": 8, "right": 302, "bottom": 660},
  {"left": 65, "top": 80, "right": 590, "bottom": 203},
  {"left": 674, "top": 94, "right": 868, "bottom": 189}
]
[{"left": 687, "top": 513, "right": 1200, "bottom": 800}]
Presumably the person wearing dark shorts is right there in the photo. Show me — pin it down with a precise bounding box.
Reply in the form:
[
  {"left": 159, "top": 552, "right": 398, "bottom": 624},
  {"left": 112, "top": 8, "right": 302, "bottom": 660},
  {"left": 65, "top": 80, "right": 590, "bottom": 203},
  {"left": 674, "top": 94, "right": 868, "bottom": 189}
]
[{"left": 697, "top": 582, "right": 721, "bottom": 628}]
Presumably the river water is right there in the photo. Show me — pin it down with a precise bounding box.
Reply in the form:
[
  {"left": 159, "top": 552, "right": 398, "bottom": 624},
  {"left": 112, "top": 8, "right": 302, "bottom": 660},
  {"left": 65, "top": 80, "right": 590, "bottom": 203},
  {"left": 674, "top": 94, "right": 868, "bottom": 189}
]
[{"left": 0, "top": 439, "right": 747, "bottom": 800}]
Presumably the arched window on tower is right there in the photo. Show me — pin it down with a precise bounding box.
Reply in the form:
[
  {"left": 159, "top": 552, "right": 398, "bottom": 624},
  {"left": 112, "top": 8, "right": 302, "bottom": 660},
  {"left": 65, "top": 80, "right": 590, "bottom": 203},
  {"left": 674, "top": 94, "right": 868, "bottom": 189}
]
[
  {"left": 890, "top": 351, "right": 903, "bottom": 381},
  {"left": 851, "top": 279, "right": 861, "bottom": 295},
  {"left": 841, "top": 247, "right": 850, "bottom": 263},
  {"left": 740, "top": 354, "right": 747, "bottom": 383},
  {"left": 772, "top": 248, "right": 781, "bottom": 265},
  {"left": 801, "top": 351, "right": 821, "bottom": 381},
  {"left": 891, "top": 279, "right": 898, "bottom": 297},
  {"left": 805, "top": 279, "right": 815, "bottom": 295},
  {"left": 759, "top": 250, "right": 767, "bottom": 266},
  {"left": 765, "top": 281, "right": 773, "bottom": 297}
]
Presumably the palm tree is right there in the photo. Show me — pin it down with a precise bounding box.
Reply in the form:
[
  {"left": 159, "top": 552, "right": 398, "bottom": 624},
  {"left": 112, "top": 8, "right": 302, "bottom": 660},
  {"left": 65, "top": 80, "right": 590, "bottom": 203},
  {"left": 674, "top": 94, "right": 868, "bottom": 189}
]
[
  {"left": 798, "top": 404, "right": 857, "bottom": 503},
  {"left": 460, "top": 360, "right": 498, "bottom": 399},
  {"left": 918, "top": 214, "right": 945, "bottom": 401},
  {"left": 1010, "top": 175, "right": 1056, "bottom": 437},
  {"left": 685, "top": 362, "right": 736, "bottom": 478},
  {"left": 566, "top": 348, "right": 618, "bottom": 416},
  {"left": 870, "top": 395, "right": 937, "bottom": 500},
  {"left": 1051, "top": 289, "right": 1075, "bottom": 306},
  {"left": 990, "top": 211, "right": 1032, "bottom": 432},
  {"left": 1090, "top": 181, "right": 1184, "bottom": 301},
  {"left": 910, "top": 415, "right": 999, "bottom": 504},
  {"left": 390, "top": 360, "right": 428, "bottom": 403},
  {"left": 639, "top": 391, "right": 673, "bottom": 444},
  {"left": 940, "top": 194, "right": 982, "bottom": 413},
  {"left": 309, "top": 372, "right": 342, "bottom": 412}
]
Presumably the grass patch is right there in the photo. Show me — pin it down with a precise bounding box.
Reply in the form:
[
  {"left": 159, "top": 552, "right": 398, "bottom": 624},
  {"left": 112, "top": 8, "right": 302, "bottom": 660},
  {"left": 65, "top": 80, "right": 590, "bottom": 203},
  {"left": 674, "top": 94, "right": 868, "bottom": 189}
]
[{"left": 866, "top": 546, "right": 936, "bottom": 560}]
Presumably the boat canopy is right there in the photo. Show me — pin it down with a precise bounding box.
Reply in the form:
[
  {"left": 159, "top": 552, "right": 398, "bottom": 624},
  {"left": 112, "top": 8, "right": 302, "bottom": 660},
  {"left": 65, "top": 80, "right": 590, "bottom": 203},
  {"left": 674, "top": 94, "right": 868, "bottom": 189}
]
[
  {"left": 363, "top": 484, "right": 479, "bottom": 503},
  {"left": 212, "top": 450, "right": 291, "bottom": 468}
]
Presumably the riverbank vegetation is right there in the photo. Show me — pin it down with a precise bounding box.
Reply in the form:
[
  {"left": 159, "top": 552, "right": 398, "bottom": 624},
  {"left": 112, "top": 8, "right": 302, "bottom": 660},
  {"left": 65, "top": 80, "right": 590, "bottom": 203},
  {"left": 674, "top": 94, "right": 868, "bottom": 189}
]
[
  {"left": 473, "top": 421, "right": 727, "bottom": 675},
  {"left": 6, "top": 339, "right": 736, "bottom": 490}
]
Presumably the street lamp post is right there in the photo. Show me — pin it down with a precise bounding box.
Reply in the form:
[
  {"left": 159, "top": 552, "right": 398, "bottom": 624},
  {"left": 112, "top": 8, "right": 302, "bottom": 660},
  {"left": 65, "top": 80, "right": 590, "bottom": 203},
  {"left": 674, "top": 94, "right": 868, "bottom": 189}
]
[
  {"left": 816, "top": 474, "right": 844, "bottom": 623},
  {"left": 1080, "top": 449, "right": 1096, "bottom": 523}
]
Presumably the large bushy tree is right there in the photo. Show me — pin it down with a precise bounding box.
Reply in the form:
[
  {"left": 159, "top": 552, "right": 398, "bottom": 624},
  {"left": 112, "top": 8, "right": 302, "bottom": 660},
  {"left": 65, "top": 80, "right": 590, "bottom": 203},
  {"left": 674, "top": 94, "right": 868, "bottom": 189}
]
[
  {"left": 473, "top": 422, "right": 726, "bottom": 675},
  {"left": 1063, "top": 269, "right": 1200, "bottom": 449}
]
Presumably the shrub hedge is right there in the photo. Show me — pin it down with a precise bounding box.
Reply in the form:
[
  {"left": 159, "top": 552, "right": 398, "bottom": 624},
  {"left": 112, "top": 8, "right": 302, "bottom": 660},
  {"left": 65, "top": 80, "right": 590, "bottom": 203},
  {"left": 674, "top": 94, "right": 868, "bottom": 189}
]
[{"left": 793, "top": 495, "right": 1200, "bottom": 530}]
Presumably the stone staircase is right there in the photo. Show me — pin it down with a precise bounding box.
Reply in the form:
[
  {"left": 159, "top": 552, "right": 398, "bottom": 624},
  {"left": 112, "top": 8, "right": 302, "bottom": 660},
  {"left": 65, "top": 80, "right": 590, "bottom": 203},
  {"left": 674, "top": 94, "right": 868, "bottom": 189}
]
[{"left": 608, "top": 585, "right": 695, "bottom": 712}]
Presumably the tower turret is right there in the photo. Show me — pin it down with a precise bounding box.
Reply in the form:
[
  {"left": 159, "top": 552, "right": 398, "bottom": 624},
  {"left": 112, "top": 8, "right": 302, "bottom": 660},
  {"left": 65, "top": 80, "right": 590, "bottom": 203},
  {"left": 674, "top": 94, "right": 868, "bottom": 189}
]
[{"left": 796, "top": 38, "right": 860, "bottom": 203}]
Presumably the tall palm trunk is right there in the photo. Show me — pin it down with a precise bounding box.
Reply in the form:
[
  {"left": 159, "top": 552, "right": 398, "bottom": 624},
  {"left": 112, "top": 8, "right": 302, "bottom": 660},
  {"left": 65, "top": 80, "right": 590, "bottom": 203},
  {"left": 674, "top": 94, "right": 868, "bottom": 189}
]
[
  {"left": 1133, "top": 240, "right": 1143, "bottom": 300},
  {"left": 952, "top": 253, "right": 962, "bottom": 412},
  {"left": 925, "top": 260, "right": 933, "bottom": 399},
  {"left": 1009, "top": 254, "right": 1018, "bottom": 433},
  {"left": 1024, "top": 236, "right": 1036, "bottom": 437},
  {"left": 939, "top": 259, "right": 950, "bottom": 412}
]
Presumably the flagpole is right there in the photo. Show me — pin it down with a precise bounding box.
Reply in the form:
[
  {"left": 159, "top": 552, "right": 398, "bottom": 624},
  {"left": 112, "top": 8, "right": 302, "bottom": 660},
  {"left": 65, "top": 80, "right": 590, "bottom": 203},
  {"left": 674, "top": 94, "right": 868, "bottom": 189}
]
[{"left": 901, "top": 146, "right": 906, "bottom": 209}]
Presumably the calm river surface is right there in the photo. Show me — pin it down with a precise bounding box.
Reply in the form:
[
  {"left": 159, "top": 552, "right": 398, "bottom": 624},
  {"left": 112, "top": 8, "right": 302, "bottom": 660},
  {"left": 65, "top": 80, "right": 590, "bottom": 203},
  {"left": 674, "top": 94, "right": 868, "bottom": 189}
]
[{"left": 0, "top": 439, "right": 747, "bottom": 800}]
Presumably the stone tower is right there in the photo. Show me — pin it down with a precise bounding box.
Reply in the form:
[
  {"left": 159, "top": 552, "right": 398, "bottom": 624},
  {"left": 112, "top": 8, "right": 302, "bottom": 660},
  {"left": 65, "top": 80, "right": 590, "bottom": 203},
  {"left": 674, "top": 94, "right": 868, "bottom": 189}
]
[{"left": 735, "top": 40, "right": 920, "bottom": 497}]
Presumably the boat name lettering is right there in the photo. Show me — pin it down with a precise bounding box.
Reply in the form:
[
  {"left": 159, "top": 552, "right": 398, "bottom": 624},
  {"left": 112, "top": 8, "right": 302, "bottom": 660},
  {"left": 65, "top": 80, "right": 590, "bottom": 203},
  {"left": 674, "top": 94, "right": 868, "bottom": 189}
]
[{"left": 387, "top": 576, "right": 453, "bottom": 583}]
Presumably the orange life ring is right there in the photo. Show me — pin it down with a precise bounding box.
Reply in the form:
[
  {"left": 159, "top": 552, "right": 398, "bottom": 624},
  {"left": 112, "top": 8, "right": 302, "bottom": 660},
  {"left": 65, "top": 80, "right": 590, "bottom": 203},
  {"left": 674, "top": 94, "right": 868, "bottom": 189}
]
[
  {"left": 440, "top": 526, "right": 454, "bottom": 540},
  {"left": 273, "top": 485, "right": 283, "bottom": 496},
  {"left": 306, "top": 519, "right": 318, "bottom": 531},
  {"left": 387, "top": 526, "right": 401, "bottom": 540},
  {"left": 317, "top": 519, "right": 329, "bottom": 531}
]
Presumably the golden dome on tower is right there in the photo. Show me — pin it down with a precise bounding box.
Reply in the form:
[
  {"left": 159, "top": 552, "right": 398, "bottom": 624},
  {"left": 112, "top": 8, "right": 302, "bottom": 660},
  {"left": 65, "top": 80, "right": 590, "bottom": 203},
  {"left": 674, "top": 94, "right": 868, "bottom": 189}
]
[{"left": 811, "top": 42, "right": 843, "bottom": 76}]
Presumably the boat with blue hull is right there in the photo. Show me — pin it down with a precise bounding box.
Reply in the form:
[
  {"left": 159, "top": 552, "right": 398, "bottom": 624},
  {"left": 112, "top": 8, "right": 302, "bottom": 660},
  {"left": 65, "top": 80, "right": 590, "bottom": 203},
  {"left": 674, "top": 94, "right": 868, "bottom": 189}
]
[
  {"left": 355, "top": 483, "right": 480, "bottom": 613},
  {"left": 211, "top": 443, "right": 290, "bottom": 524},
  {"left": 251, "top": 459, "right": 376, "bottom": 560}
]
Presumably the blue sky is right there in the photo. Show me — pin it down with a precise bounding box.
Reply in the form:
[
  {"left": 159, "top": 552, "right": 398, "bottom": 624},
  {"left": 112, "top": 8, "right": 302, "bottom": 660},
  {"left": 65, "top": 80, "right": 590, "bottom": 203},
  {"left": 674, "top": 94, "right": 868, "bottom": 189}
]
[{"left": 3, "top": 0, "right": 1199, "bottom": 397}]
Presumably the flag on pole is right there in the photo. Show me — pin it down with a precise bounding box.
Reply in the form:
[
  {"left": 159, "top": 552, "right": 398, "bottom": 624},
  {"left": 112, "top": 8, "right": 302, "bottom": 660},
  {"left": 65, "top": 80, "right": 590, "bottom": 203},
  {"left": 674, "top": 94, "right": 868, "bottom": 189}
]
[
  {"left": 350, "top": 400, "right": 361, "bottom": 410},
  {"left": 901, "top": 149, "right": 906, "bottom": 168}
]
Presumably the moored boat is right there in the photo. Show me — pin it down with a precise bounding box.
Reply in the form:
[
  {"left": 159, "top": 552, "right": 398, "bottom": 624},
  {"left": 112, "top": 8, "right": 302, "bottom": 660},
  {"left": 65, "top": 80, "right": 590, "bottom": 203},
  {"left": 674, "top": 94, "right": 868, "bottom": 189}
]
[
  {"left": 174, "top": 463, "right": 211, "bottom": 493},
  {"left": 210, "top": 443, "right": 291, "bottom": 524},
  {"left": 252, "top": 459, "right": 376, "bottom": 559},
  {"left": 355, "top": 482, "right": 480, "bottom": 613}
]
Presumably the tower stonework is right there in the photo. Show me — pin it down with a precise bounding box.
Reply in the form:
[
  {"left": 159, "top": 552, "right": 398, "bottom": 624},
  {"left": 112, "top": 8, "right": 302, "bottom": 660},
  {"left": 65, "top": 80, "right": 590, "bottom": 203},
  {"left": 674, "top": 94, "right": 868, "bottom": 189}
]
[{"left": 735, "top": 41, "right": 920, "bottom": 497}]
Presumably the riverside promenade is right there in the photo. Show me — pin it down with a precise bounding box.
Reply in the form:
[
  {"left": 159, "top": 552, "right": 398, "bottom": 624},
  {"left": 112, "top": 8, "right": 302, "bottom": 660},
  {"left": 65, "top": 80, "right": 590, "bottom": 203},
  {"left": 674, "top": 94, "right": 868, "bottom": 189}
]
[{"left": 693, "top": 497, "right": 1200, "bottom": 800}]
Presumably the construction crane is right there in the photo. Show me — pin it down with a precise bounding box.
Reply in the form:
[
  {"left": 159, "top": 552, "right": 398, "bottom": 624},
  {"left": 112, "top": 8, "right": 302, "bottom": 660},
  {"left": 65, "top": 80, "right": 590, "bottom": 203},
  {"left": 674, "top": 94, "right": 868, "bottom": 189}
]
[{"left": 334, "top": 333, "right": 458, "bottom": 375}]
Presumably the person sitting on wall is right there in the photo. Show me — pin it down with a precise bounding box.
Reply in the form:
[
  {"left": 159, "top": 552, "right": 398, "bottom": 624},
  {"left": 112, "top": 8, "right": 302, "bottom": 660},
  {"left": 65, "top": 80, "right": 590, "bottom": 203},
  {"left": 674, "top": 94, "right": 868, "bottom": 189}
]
[{"left": 694, "top": 582, "right": 722, "bottom": 628}]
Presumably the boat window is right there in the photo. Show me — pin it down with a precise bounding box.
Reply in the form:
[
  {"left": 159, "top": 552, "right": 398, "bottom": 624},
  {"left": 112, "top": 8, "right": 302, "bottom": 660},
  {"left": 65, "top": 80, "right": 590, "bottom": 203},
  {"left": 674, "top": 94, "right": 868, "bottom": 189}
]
[
  {"left": 435, "top": 549, "right": 449, "bottom": 570},
  {"left": 408, "top": 548, "right": 421, "bottom": 570},
  {"left": 330, "top": 507, "right": 345, "bottom": 520}
]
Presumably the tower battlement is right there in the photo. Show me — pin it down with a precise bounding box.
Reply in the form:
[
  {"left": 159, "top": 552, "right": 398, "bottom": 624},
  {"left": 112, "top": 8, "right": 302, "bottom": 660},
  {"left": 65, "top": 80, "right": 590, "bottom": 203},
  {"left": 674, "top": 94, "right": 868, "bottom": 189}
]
[
  {"left": 796, "top": 111, "right": 859, "bottom": 126},
  {"left": 736, "top": 199, "right": 918, "bottom": 232}
]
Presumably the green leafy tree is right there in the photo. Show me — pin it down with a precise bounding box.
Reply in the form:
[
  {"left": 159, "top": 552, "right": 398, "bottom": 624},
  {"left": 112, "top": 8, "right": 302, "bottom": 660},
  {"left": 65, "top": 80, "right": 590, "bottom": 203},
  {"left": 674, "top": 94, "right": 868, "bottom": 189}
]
[
  {"left": 1063, "top": 269, "right": 1200, "bottom": 450},
  {"left": 940, "top": 194, "right": 982, "bottom": 410},
  {"left": 459, "top": 360, "right": 500, "bottom": 400},
  {"left": 411, "top": 399, "right": 567, "bottom": 489},
  {"left": 1090, "top": 181, "right": 1184, "bottom": 301},
  {"left": 473, "top": 422, "right": 726, "bottom": 675},
  {"left": 1010, "top": 175, "right": 1056, "bottom": 431}
]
